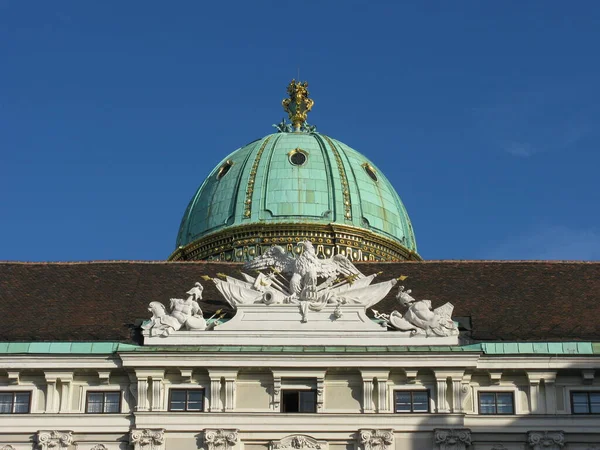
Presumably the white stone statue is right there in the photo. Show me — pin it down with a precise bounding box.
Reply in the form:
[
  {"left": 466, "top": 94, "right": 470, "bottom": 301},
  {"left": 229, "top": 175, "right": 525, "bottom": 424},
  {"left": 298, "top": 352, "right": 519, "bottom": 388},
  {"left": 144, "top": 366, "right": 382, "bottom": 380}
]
[
  {"left": 142, "top": 282, "right": 207, "bottom": 336},
  {"left": 373, "top": 286, "right": 459, "bottom": 337},
  {"left": 211, "top": 241, "right": 399, "bottom": 320}
]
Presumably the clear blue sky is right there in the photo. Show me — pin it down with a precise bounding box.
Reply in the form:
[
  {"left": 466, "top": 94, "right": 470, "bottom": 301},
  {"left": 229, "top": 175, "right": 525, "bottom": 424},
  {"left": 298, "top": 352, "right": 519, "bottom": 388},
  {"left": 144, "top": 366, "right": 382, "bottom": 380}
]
[{"left": 1, "top": 1, "right": 599, "bottom": 261}]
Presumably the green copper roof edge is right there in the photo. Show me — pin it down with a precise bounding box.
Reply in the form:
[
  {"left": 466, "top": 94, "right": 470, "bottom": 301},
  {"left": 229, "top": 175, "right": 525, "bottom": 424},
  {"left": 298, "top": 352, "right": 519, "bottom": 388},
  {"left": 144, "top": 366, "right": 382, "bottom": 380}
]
[
  {"left": 0, "top": 342, "right": 140, "bottom": 354},
  {"left": 0, "top": 342, "right": 598, "bottom": 355}
]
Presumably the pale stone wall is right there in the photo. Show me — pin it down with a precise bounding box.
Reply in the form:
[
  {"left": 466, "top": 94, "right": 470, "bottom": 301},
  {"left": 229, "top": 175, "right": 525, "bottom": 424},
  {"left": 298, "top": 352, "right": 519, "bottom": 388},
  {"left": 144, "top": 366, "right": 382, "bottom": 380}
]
[
  {"left": 236, "top": 371, "right": 271, "bottom": 410},
  {"left": 1, "top": 356, "right": 600, "bottom": 450}
]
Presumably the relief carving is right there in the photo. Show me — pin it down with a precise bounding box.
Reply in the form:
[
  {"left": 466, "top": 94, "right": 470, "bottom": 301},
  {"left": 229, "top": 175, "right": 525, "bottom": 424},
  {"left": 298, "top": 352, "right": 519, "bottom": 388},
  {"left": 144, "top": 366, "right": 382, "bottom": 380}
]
[
  {"left": 526, "top": 431, "right": 564, "bottom": 450},
  {"left": 129, "top": 429, "right": 165, "bottom": 450},
  {"left": 36, "top": 431, "right": 74, "bottom": 450},
  {"left": 271, "top": 435, "right": 327, "bottom": 450},
  {"left": 434, "top": 429, "right": 472, "bottom": 450},
  {"left": 90, "top": 446, "right": 107, "bottom": 450},
  {"left": 204, "top": 429, "right": 239, "bottom": 450},
  {"left": 358, "top": 429, "right": 394, "bottom": 450}
]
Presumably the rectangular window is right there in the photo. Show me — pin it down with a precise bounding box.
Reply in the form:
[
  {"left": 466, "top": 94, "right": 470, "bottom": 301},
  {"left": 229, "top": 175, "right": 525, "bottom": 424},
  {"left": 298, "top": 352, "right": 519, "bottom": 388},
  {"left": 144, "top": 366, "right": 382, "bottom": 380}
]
[
  {"left": 85, "top": 391, "right": 121, "bottom": 413},
  {"left": 478, "top": 392, "right": 515, "bottom": 415},
  {"left": 571, "top": 391, "right": 600, "bottom": 414},
  {"left": 394, "top": 390, "right": 430, "bottom": 413},
  {"left": 168, "top": 389, "right": 204, "bottom": 412},
  {"left": 281, "top": 390, "right": 316, "bottom": 413},
  {"left": 0, "top": 392, "right": 31, "bottom": 414}
]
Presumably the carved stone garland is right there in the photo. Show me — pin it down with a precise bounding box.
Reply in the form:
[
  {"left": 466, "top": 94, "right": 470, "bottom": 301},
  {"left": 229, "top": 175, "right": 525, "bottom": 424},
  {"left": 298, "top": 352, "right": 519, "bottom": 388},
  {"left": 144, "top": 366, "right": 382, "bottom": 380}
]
[
  {"left": 129, "top": 429, "right": 165, "bottom": 450},
  {"left": 36, "top": 431, "right": 74, "bottom": 450},
  {"left": 526, "top": 431, "right": 564, "bottom": 450},
  {"left": 433, "top": 429, "right": 472, "bottom": 450},
  {"left": 1, "top": 446, "right": 17, "bottom": 450},
  {"left": 204, "top": 429, "right": 239, "bottom": 450},
  {"left": 270, "top": 435, "right": 327, "bottom": 450},
  {"left": 358, "top": 430, "right": 394, "bottom": 450}
]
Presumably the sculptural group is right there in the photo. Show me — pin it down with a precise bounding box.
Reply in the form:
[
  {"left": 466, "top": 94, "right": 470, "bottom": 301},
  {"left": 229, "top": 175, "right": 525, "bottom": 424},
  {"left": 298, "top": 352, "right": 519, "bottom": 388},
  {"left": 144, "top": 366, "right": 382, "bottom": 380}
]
[{"left": 142, "top": 241, "right": 459, "bottom": 339}]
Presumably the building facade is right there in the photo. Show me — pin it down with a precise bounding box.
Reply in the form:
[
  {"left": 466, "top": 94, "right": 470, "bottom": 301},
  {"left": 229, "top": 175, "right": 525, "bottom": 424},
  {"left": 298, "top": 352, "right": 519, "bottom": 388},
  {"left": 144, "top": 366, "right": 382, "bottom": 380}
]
[{"left": 1, "top": 81, "right": 599, "bottom": 450}]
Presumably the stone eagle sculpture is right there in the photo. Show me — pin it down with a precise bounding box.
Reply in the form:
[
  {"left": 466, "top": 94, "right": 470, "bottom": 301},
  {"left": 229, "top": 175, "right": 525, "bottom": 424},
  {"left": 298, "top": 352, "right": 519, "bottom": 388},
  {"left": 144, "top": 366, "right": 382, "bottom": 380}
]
[
  {"left": 243, "top": 241, "right": 360, "bottom": 299},
  {"left": 211, "top": 241, "right": 398, "bottom": 312}
]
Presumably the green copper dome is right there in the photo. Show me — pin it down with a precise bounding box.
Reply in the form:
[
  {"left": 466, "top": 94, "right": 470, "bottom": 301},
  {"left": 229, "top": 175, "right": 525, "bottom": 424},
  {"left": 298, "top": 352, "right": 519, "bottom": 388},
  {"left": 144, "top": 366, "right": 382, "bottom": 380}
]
[{"left": 171, "top": 131, "right": 420, "bottom": 262}]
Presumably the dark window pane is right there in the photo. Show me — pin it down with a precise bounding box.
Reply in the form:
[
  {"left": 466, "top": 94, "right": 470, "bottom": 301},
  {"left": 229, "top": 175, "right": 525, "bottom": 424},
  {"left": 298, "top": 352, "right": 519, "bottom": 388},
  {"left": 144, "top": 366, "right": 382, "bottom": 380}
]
[
  {"left": 187, "top": 400, "right": 203, "bottom": 411},
  {"left": 479, "top": 393, "right": 496, "bottom": 414},
  {"left": 496, "top": 394, "right": 514, "bottom": 414},
  {"left": 104, "top": 393, "right": 120, "bottom": 413},
  {"left": 396, "top": 392, "right": 410, "bottom": 403},
  {"left": 188, "top": 391, "right": 203, "bottom": 402},
  {"left": 13, "top": 392, "right": 30, "bottom": 413},
  {"left": 395, "top": 391, "right": 429, "bottom": 413},
  {"left": 299, "top": 391, "right": 316, "bottom": 413},
  {"left": 171, "top": 391, "right": 186, "bottom": 402},
  {"left": 0, "top": 393, "right": 13, "bottom": 414},
  {"left": 573, "top": 403, "right": 589, "bottom": 414},
  {"left": 87, "top": 393, "right": 104, "bottom": 413},
  {"left": 282, "top": 391, "right": 299, "bottom": 413},
  {"left": 572, "top": 393, "right": 590, "bottom": 414}
]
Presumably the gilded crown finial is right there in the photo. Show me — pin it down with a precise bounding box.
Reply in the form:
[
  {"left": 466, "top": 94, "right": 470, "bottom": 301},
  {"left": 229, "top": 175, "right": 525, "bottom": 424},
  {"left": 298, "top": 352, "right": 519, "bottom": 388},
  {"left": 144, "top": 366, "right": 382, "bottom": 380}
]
[{"left": 282, "top": 79, "right": 314, "bottom": 132}]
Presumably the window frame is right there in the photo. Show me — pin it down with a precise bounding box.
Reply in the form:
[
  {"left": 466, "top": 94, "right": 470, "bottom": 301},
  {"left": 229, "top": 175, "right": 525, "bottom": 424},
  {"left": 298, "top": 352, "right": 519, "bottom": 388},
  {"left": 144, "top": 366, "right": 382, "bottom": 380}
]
[
  {"left": 0, "top": 391, "right": 32, "bottom": 414},
  {"left": 477, "top": 391, "right": 515, "bottom": 415},
  {"left": 168, "top": 388, "right": 206, "bottom": 412},
  {"left": 280, "top": 389, "right": 317, "bottom": 413},
  {"left": 570, "top": 390, "right": 600, "bottom": 415},
  {"left": 85, "top": 390, "right": 122, "bottom": 414},
  {"left": 393, "top": 389, "right": 431, "bottom": 414}
]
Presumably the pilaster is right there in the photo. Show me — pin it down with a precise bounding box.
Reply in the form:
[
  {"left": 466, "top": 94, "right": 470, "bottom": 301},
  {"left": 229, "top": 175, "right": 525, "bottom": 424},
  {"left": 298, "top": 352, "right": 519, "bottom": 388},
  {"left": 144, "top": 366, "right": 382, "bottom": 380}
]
[
  {"left": 44, "top": 372, "right": 72, "bottom": 414},
  {"left": 316, "top": 376, "right": 324, "bottom": 412},
  {"left": 208, "top": 369, "right": 238, "bottom": 412},
  {"left": 134, "top": 370, "right": 164, "bottom": 412},
  {"left": 272, "top": 376, "right": 282, "bottom": 411},
  {"left": 360, "top": 373, "right": 375, "bottom": 413},
  {"left": 527, "top": 371, "right": 556, "bottom": 414},
  {"left": 360, "top": 370, "right": 389, "bottom": 413}
]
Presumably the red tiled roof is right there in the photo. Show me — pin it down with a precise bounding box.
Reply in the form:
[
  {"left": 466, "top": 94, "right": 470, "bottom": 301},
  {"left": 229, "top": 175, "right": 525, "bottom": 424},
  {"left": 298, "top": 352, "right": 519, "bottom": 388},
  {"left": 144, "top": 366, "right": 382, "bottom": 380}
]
[{"left": 1, "top": 261, "right": 598, "bottom": 343}]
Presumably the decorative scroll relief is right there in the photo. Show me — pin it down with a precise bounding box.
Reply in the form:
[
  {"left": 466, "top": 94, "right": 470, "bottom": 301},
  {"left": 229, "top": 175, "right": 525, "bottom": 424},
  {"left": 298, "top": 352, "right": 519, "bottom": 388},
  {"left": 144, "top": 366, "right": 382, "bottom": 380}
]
[
  {"left": 526, "top": 431, "right": 564, "bottom": 450},
  {"left": 2, "top": 446, "right": 17, "bottom": 450},
  {"left": 358, "top": 430, "right": 394, "bottom": 450},
  {"left": 36, "top": 431, "right": 73, "bottom": 450},
  {"left": 129, "top": 429, "right": 165, "bottom": 450},
  {"left": 270, "top": 435, "right": 327, "bottom": 450},
  {"left": 433, "top": 429, "right": 472, "bottom": 450},
  {"left": 374, "top": 286, "right": 459, "bottom": 337},
  {"left": 204, "top": 430, "right": 239, "bottom": 450}
]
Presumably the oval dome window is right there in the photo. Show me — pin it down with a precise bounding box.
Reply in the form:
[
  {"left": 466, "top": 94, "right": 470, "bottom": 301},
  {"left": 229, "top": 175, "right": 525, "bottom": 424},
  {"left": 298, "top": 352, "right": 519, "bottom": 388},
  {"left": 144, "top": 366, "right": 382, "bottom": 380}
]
[
  {"left": 217, "top": 160, "right": 234, "bottom": 180},
  {"left": 289, "top": 148, "right": 308, "bottom": 166},
  {"left": 363, "top": 163, "right": 378, "bottom": 182}
]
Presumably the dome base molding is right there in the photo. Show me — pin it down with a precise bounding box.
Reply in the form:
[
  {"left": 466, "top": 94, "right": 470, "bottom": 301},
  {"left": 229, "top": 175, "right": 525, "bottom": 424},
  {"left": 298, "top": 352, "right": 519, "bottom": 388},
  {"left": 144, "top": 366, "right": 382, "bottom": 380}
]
[{"left": 168, "top": 222, "right": 422, "bottom": 262}]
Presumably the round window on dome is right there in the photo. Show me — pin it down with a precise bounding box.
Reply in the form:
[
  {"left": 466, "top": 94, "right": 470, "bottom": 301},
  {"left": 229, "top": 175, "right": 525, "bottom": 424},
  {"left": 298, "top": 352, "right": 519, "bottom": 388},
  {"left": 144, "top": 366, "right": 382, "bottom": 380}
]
[
  {"left": 362, "top": 163, "right": 378, "bottom": 182},
  {"left": 216, "top": 160, "right": 234, "bottom": 180},
  {"left": 288, "top": 148, "right": 308, "bottom": 166}
]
